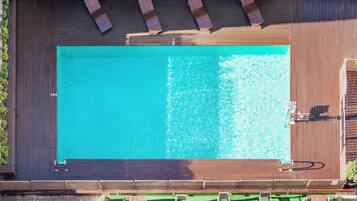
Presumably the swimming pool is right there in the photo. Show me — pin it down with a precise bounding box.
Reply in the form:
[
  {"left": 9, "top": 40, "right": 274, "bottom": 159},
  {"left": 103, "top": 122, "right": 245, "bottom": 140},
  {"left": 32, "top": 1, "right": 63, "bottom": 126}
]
[{"left": 57, "top": 46, "right": 290, "bottom": 162}]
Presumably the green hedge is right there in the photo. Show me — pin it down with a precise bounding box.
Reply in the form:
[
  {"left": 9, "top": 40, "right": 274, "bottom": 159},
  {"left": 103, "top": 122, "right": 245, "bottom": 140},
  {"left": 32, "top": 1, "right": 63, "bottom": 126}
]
[
  {"left": 0, "top": 0, "right": 9, "bottom": 165},
  {"left": 346, "top": 159, "right": 357, "bottom": 182}
]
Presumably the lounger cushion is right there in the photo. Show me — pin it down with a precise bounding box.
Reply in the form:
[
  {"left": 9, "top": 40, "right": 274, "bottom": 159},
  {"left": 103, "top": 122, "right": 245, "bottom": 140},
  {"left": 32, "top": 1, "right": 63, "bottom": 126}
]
[
  {"left": 94, "top": 14, "right": 113, "bottom": 33},
  {"left": 138, "top": 0, "right": 162, "bottom": 35},
  {"left": 188, "top": 0, "right": 213, "bottom": 31}
]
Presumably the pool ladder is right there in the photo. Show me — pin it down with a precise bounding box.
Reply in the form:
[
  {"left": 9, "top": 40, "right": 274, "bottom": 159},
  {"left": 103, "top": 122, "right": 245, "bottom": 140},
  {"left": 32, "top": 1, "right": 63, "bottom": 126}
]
[{"left": 54, "top": 160, "right": 68, "bottom": 173}]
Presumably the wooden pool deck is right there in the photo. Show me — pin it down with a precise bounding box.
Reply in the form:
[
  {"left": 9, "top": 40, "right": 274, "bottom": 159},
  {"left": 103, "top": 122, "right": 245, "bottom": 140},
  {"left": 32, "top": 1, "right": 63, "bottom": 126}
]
[{"left": 9, "top": 0, "right": 357, "bottom": 184}]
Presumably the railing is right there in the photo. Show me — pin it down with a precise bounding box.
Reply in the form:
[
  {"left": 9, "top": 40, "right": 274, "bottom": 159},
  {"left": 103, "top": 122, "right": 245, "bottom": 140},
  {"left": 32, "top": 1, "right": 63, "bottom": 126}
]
[
  {"left": 339, "top": 59, "right": 347, "bottom": 179},
  {"left": 340, "top": 98, "right": 346, "bottom": 154},
  {"left": 0, "top": 179, "right": 346, "bottom": 192},
  {"left": 339, "top": 60, "right": 347, "bottom": 145},
  {"left": 284, "top": 101, "right": 296, "bottom": 127}
]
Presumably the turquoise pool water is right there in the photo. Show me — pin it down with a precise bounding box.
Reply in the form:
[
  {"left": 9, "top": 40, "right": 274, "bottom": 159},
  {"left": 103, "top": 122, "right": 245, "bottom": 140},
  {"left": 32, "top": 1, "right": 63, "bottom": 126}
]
[{"left": 57, "top": 46, "right": 290, "bottom": 162}]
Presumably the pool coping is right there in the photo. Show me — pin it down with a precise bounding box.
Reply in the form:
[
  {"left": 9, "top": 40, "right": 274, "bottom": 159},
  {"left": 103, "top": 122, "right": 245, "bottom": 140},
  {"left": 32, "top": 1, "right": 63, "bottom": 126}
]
[{"left": 55, "top": 45, "right": 291, "bottom": 162}]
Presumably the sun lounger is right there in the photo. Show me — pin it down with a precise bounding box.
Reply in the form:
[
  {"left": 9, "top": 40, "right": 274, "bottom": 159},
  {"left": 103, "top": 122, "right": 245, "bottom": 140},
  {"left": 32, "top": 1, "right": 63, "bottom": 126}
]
[
  {"left": 218, "top": 192, "right": 231, "bottom": 201},
  {"left": 240, "top": 0, "right": 264, "bottom": 27},
  {"left": 84, "top": 0, "right": 113, "bottom": 33},
  {"left": 138, "top": 0, "right": 162, "bottom": 35},
  {"left": 188, "top": 0, "right": 213, "bottom": 31}
]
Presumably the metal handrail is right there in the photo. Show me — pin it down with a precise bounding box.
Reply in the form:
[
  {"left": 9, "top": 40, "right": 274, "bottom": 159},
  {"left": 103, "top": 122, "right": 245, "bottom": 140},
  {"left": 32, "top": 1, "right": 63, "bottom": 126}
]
[
  {"left": 340, "top": 97, "right": 346, "bottom": 153},
  {"left": 2, "top": 179, "right": 345, "bottom": 191}
]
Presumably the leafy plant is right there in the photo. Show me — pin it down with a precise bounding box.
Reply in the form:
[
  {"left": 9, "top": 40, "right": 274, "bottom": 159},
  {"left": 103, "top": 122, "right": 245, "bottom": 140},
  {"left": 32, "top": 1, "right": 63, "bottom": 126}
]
[
  {"left": 333, "top": 196, "right": 343, "bottom": 201},
  {"left": 346, "top": 159, "right": 357, "bottom": 182},
  {"left": 0, "top": 0, "right": 10, "bottom": 165}
]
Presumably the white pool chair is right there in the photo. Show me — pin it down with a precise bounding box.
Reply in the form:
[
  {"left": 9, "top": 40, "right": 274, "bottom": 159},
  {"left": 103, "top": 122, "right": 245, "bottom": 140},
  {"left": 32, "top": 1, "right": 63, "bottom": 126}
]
[
  {"left": 175, "top": 194, "right": 188, "bottom": 201},
  {"left": 259, "top": 192, "right": 271, "bottom": 201},
  {"left": 218, "top": 192, "right": 231, "bottom": 201}
]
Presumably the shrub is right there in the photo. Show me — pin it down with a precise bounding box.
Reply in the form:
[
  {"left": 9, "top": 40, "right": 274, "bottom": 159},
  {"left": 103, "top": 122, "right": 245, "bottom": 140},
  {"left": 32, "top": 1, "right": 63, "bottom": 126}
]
[
  {"left": 0, "top": 0, "right": 10, "bottom": 165},
  {"left": 346, "top": 159, "right": 357, "bottom": 182}
]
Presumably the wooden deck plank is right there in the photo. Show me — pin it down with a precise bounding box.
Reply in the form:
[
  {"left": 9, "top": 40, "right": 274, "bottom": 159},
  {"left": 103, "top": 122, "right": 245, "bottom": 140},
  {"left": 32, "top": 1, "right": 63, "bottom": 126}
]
[
  {"left": 55, "top": 0, "right": 290, "bottom": 45},
  {"left": 290, "top": 0, "right": 357, "bottom": 179},
  {"left": 15, "top": 0, "right": 55, "bottom": 179},
  {"left": 12, "top": 0, "right": 357, "bottom": 181},
  {"left": 56, "top": 159, "right": 290, "bottom": 180}
]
